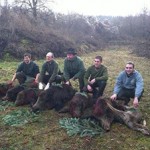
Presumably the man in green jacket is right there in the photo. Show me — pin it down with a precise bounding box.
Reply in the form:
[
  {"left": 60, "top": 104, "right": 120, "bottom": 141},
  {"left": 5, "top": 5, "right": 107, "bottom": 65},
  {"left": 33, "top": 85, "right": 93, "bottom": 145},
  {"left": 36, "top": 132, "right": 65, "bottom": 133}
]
[
  {"left": 84, "top": 56, "right": 108, "bottom": 99},
  {"left": 63, "top": 48, "right": 86, "bottom": 92},
  {"left": 39, "top": 52, "right": 62, "bottom": 90}
]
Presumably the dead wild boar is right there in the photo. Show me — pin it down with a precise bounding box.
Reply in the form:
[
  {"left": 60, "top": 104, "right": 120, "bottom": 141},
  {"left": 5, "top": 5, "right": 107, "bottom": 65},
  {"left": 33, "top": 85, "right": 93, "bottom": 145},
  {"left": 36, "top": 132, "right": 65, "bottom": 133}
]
[
  {"left": 93, "top": 97, "right": 150, "bottom": 135},
  {"left": 2, "top": 85, "right": 25, "bottom": 102},
  {"left": 107, "top": 102, "right": 150, "bottom": 136},
  {"left": 15, "top": 88, "right": 40, "bottom": 106},
  {"left": 69, "top": 92, "right": 94, "bottom": 118},
  {"left": 32, "top": 84, "right": 76, "bottom": 112},
  {"left": 92, "top": 97, "right": 115, "bottom": 131},
  {"left": 0, "top": 82, "right": 13, "bottom": 97}
]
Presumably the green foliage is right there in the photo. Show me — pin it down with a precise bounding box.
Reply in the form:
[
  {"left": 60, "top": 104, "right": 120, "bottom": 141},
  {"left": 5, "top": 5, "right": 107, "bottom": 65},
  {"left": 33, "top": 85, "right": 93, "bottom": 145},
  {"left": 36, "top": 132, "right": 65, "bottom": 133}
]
[
  {"left": 0, "top": 101, "right": 15, "bottom": 111},
  {"left": 59, "top": 118, "right": 104, "bottom": 137},
  {"left": 1, "top": 108, "right": 39, "bottom": 127}
]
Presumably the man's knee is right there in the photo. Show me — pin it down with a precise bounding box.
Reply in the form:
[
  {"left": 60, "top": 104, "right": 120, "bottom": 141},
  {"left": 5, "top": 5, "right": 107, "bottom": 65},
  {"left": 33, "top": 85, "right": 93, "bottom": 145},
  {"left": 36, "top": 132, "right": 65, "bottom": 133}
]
[
  {"left": 97, "top": 80, "right": 107, "bottom": 86},
  {"left": 97, "top": 80, "right": 107, "bottom": 91},
  {"left": 16, "top": 72, "right": 26, "bottom": 84},
  {"left": 117, "top": 96, "right": 130, "bottom": 105}
]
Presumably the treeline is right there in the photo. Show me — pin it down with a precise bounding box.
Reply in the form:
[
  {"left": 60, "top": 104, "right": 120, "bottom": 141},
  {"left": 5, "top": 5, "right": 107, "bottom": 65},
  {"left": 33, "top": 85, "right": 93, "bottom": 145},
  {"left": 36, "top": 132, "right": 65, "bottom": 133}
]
[{"left": 0, "top": 5, "right": 150, "bottom": 59}]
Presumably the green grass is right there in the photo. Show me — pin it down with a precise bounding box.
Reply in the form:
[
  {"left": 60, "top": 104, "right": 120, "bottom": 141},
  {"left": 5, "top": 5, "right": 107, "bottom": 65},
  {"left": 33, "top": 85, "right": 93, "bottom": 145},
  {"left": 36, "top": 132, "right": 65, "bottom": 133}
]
[{"left": 0, "top": 47, "right": 150, "bottom": 150}]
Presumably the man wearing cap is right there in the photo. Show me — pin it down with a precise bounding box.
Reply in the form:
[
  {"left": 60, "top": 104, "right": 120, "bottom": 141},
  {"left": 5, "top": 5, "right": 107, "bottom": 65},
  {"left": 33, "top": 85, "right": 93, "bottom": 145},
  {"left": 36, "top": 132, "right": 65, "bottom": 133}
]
[
  {"left": 63, "top": 48, "right": 86, "bottom": 92},
  {"left": 38, "top": 52, "right": 62, "bottom": 90}
]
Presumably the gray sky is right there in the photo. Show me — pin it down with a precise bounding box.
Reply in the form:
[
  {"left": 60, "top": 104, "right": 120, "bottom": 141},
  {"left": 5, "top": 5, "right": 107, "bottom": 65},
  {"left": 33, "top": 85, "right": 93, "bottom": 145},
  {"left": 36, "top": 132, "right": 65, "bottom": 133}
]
[
  {"left": 50, "top": 0, "right": 150, "bottom": 16},
  {"left": 1, "top": 0, "right": 150, "bottom": 16}
]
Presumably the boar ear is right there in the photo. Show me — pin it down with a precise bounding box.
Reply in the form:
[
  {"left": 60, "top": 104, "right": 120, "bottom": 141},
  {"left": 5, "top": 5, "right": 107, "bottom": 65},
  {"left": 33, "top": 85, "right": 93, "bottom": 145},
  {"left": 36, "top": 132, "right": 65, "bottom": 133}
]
[{"left": 58, "top": 105, "right": 69, "bottom": 113}]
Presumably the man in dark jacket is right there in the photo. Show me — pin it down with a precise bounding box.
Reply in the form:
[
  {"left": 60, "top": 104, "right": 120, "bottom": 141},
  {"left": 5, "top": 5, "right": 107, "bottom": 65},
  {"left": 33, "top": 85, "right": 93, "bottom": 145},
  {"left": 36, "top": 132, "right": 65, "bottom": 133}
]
[
  {"left": 38, "top": 52, "right": 62, "bottom": 90},
  {"left": 11, "top": 53, "right": 40, "bottom": 85},
  {"left": 63, "top": 48, "right": 86, "bottom": 92},
  {"left": 84, "top": 55, "right": 108, "bottom": 99}
]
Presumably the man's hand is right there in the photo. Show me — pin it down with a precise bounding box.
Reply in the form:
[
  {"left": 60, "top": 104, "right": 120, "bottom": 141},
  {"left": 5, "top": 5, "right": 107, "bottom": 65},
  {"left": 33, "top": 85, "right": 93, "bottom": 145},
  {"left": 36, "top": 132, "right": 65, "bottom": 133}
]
[
  {"left": 7, "top": 80, "right": 13, "bottom": 85},
  {"left": 87, "top": 85, "right": 93, "bottom": 92},
  {"left": 90, "top": 78, "right": 96, "bottom": 84},
  {"left": 133, "top": 97, "right": 139, "bottom": 107},
  {"left": 110, "top": 94, "right": 117, "bottom": 101},
  {"left": 34, "top": 78, "right": 39, "bottom": 83}
]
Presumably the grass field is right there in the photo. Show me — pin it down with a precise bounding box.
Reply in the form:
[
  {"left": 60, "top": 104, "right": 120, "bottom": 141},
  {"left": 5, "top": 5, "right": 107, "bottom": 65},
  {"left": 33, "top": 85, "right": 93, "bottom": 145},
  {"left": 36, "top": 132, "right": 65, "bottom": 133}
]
[{"left": 0, "top": 47, "right": 150, "bottom": 150}]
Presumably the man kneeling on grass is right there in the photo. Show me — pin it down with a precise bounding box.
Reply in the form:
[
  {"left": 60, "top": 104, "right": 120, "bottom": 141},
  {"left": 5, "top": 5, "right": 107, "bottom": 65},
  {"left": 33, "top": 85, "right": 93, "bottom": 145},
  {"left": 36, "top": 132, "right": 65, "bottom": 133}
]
[
  {"left": 83, "top": 55, "right": 108, "bottom": 100},
  {"left": 110, "top": 61, "right": 144, "bottom": 107}
]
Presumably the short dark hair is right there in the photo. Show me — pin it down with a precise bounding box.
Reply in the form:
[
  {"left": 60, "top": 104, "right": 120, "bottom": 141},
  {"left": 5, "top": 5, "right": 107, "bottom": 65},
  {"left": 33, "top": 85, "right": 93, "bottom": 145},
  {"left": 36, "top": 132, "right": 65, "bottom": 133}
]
[
  {"left": 95, "top": 56, "right": 102, "bottom": 62},
  {"left": 24, "top": 53, "right": 31, "bottom": 58},
  {"left": 126, "top": 61, "right": 134, "bottom": 68}
]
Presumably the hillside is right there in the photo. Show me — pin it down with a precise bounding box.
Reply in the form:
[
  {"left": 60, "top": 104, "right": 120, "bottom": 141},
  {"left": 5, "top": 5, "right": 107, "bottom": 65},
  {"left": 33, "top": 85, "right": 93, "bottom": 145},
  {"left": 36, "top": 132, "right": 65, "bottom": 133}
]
[{"left": 1, "top": 6, "right": 150, "bottom": 59}]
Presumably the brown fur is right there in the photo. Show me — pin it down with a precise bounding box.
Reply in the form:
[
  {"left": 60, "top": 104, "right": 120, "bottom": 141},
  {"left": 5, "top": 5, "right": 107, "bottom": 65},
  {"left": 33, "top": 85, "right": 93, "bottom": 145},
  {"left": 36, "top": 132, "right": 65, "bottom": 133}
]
[
  {"left": 2, "top": 85, "right": 25, "bottom": 102},
  {"left": 0, "top": 82, "right": 13, "bottom": 97},
  {"left": 69, "top": 92, "right": 94, "bottom": 118},
  {"left": 93, "top": 97, "right": 150, "bottom": 135},
  {"left": 93, "top": 98, "right": 115, "bottom": 131},
  {"left": 15, "top": 88, "right": 40, "bottom": 106},
  {"left": 32, "top": 84, "right": 76, "bottom": 112},
  {"left": 107, "top": 102, "right": 150, "bottom": 136}
]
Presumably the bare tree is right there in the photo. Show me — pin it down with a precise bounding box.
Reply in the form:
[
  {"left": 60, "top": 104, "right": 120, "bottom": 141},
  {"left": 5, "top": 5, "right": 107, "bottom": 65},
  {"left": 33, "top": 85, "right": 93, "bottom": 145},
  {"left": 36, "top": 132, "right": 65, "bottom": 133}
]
[{"left": 14, "top": 0, "right": 53, "bottom": 19}]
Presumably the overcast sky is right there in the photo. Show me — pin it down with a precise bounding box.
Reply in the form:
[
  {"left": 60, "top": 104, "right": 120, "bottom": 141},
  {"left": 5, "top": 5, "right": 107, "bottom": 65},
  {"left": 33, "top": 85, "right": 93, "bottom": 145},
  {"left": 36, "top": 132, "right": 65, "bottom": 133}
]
[
  {"left": 50, "top": 0, "right": 150, "bottom": 16},
  {"left": 1, "top": 0, "right": 150, "bottom": 16}
]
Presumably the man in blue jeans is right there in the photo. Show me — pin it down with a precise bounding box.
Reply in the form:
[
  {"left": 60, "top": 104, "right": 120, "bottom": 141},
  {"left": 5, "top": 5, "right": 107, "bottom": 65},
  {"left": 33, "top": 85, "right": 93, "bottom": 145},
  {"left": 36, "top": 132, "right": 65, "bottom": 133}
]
[
  {"left": 83, "top": 56, "right": 108, "bottom": 99},
  {"left": 110, "top": 61, "right": 144, "bottom": 107}
]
